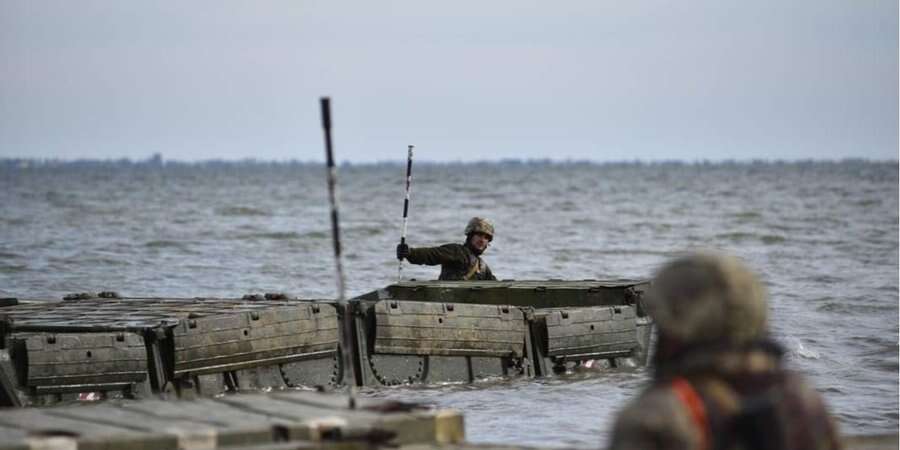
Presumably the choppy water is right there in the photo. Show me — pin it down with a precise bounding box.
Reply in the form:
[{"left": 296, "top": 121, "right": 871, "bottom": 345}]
[{"left": 1, "top": 160, "right": 897, "bottom": 447}]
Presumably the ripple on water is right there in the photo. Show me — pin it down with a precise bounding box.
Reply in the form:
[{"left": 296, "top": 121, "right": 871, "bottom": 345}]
[
  {"left": 44, "top": 190, "right": 81, "bottom": 208},
  {"left": 0, "top": 264, "right": 27, "bottom": 274},
  {"left": 815, "top": 301, "right": 896, "bottom": 315},
  {"left": 79, "top": 257, "right": 132, "bottom": 267},
  {"left": 344, "top": 226, "right": 385, "bottom": 237},
  {"left": 797, "top": 273, "right": 847, "bottom": 285},
  {"left": 714, "top": 231, "right": 786, "bottom": 244},
  {"left": 848, "top": 335, "right": 896, "bottom": 347},
  {"left": 296, "top": 230, "right": 329, "bottom": 240},
  {"left": 215, "top": 206, "right": 271, "bottom": 217},
  {"left": 1, "top": 218, "right": 29, "bottom": 226},
  {"left": 143, "top": 240, "right": 195, "bottom": 254},
  {"left": 731, "top": 211, "right": 763, "bottom": 222},
  {"left": 631, "top": 221, "right": 674, "bottom": 233},
  {"left": 854, "top": 198, "right": 882, "bottom": 207},
  {"left": 760, "top": 234, "right": 786, "bottom": 244},
  {"left": 859, "top": 356, "right": 900, "bottom": 373},
  {"left": 237, "top": 231, "right": 302, "bottom": 240}
]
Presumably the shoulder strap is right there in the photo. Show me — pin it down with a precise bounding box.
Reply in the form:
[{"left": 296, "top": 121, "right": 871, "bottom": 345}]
[
  {"left": 671, "top": 377, "right": 710, "bottom": 450},
  {"left": 672, "top": 375, "right": 795, "bottom": 450}
]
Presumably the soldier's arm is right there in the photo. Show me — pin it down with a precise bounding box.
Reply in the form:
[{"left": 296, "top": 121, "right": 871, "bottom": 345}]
[{"left": 407, "top": 244, "right": 467, "bottom": 266}]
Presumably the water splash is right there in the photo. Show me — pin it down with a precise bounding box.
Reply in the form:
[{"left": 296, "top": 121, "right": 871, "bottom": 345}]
[{"left": 789, "top": 337, "right": 821, "bottom": 360}]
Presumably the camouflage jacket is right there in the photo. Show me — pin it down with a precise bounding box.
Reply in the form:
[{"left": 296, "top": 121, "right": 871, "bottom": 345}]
[
  {"left": 406, "top": 243, "right": 496, "bottom": 281},
  {"left": 607, "top": 347, "right": 842, "bottom": 450}
]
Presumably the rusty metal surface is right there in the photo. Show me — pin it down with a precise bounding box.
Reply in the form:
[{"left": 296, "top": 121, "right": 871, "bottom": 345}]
[
  {"left": 172, "top": 304, "right": 339, "bottom": 376},
  {"left": 373, "top": 300, "right": 525, "bottom": 358},
  {"left": 15, "top": 331, "right": 148, "bottom": 388},
  {"left": 356, "top": 280, "right": 650, "bottom": 309},
  {"left": 537, "top": 306, "right": 638, "bottom": 358},
  {"left": 0, "top": 297, "right": 326, "bottom": 332},
  {"left": 0, "top": 298, "right": 343, "bottom": 405},
  {"left": 0, "top": 283, "right": 654, "bottom": 401}
]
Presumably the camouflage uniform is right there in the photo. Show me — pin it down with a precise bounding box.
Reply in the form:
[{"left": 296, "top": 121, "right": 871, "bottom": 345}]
[
  {"left": 401, "top": 218, "right": 497, "bottom": 281},
  {"left": 607, "top": 253, "right": 842, "bottom": 450},
  {"left": 608, "top": 344, "right": 842, "bottom": 450},
  {"left": 406, "top": 243, "right": 496, "bottom": 281}
]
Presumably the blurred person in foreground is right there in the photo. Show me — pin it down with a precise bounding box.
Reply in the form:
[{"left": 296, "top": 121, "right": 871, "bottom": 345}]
[
  {"left": 607, "top": 252, "right": 841, "bottom": 450},
  {"left": 396, "top": 217, "right": 497, "bottom": 281}
]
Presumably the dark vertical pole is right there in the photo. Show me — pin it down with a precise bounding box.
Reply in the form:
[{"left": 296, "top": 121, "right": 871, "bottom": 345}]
[
  {"left": 320, "top": 97, "right": 357, "bottom": 407},
  {"left": 398, "top": 145, "right": 414, "bottom": 282}
]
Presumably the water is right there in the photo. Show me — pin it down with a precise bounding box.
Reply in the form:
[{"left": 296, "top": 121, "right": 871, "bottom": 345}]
[{"left": 1, "top": 160, "right": 897, "bottom": 447}]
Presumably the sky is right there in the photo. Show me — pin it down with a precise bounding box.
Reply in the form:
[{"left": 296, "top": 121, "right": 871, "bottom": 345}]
[{"left": 1, "top": 1, "right": 897, "bottom": 163}]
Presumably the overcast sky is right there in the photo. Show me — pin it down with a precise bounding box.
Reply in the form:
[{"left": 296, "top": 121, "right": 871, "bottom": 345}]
[{"left": 1, "top": 1, "right": 897, "bottom": 163}]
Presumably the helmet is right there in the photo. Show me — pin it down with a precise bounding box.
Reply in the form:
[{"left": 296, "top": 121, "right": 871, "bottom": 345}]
[
  {"left": 464, "top": 217, "right": 494, "bottom": 240},
  {"left": 645, "top": 252, "right": 768, "bottom": 346}
]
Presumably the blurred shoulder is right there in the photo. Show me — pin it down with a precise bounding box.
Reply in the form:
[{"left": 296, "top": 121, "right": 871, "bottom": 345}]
[
  {"left": 608, "top": 385, "right": 698, "bottom": 450},
  {"left": 779, "top": 369, "right": 843, "bottom": 446}
]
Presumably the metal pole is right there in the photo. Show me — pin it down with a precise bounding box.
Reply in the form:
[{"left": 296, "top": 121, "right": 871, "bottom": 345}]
[
  {"left": 398, "top": 145, "right": 414, "bottom": 282},
  {"left": 319, "top": 97, "right": 356, "bottom": 408}
]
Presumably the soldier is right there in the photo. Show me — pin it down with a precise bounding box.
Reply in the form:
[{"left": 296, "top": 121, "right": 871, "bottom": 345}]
[
  {"left": 607, "top": 252, "right": 842, "bottom": 450},
  {"left": 396, "top": 217, "right": 497, "bottom": 281}
]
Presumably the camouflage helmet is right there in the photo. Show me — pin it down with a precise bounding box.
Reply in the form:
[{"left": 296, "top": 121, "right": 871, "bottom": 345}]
[
  {"left": 464, "top": 217, "right": 494, "bottom": 240},
  {"left": 645, "top": 252, "right": 768, "bottom": 345}
]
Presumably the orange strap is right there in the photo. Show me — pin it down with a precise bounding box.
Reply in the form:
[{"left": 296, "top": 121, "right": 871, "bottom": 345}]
[{"left": 671, "top": 377, "right": 710, "bottom": 450}]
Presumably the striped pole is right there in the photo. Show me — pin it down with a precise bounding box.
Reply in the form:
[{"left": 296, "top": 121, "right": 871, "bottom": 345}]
[
  {"left": 398, "top": 145, "right": 414, "bottom": 282},
  {"left": 319, "top": 97, "right": 357, "bottom": 408}
]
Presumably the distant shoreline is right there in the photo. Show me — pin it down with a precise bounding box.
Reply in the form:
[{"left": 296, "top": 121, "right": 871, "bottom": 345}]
[{"left": 1, "top": 157, "right": 896, "bottom": 169}]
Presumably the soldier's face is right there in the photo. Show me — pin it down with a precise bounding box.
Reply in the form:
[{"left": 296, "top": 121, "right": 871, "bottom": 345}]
[{"left": 468, "top": 232, "right": 491, "bottom": 254}]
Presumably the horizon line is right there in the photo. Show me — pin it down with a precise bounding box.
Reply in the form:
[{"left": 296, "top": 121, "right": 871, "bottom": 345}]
[{"left": 1, "top": 155, "right": 897, "bottom": 166}]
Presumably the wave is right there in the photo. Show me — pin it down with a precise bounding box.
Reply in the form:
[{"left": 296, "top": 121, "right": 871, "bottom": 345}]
[
  {"left": 238, "top": 231, "right": 304, "bottom": 240},
  {"left": 345, "top": 226, "right": 384, "bottom": 237},
  {"left": 786, "top": 338, "right": 821, "bottom": 360},
  {"left": 1, "top": 218, "right": 29, "bottom": 226},
  {"left": 216, "top": 206, "right": 271, "bottom": 217},
  {"left": 714, "top": 231, "right": 785, "bottom": 244},
  {"left": 0, "top": 264, "right": 27, "bottom": 273},
  {"left": 80, "top": 257, "right": 131, "bottom": 266},
  {"left": 854, "top": 199, "right": 882, "bottom": 207},
  {"left": 816, "top": 301, "right": 897, "bottom": 315},
  {"left": 731, "top": 211, "right": 763, "bottom": 221},
  {"left": 44, "top": 190, "right": 82, "bottom": 209},
  {"left": 628, "top": 222, "right": 676, "bottom": 234},
  {"left": 299, "top": 231, "right": 329, "bottom": 239},
  {"left": 598, "top": 248, "right": 679, "bottom": 257},
  {"left": 859, "top": 356, "right": 900, "bottom": 373},
  {"left": 144, "top": 240, "right": 191, "bottom": 251},
  {"left": 849, "top": 336, "right": 899, "bottom": 348},
  {"left": 798, "top": 274, "right": 847, "bottom": 285}
]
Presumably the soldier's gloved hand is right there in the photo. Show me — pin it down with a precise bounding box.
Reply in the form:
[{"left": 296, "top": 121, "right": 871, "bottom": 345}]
[{"left": 396, "top": 243, "right": 410, "bottom": 261}]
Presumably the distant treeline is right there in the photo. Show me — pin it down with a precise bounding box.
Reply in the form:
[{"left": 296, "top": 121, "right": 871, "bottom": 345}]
[{"left": 1, "top": 156, "right": 895, "bottom": 170}]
